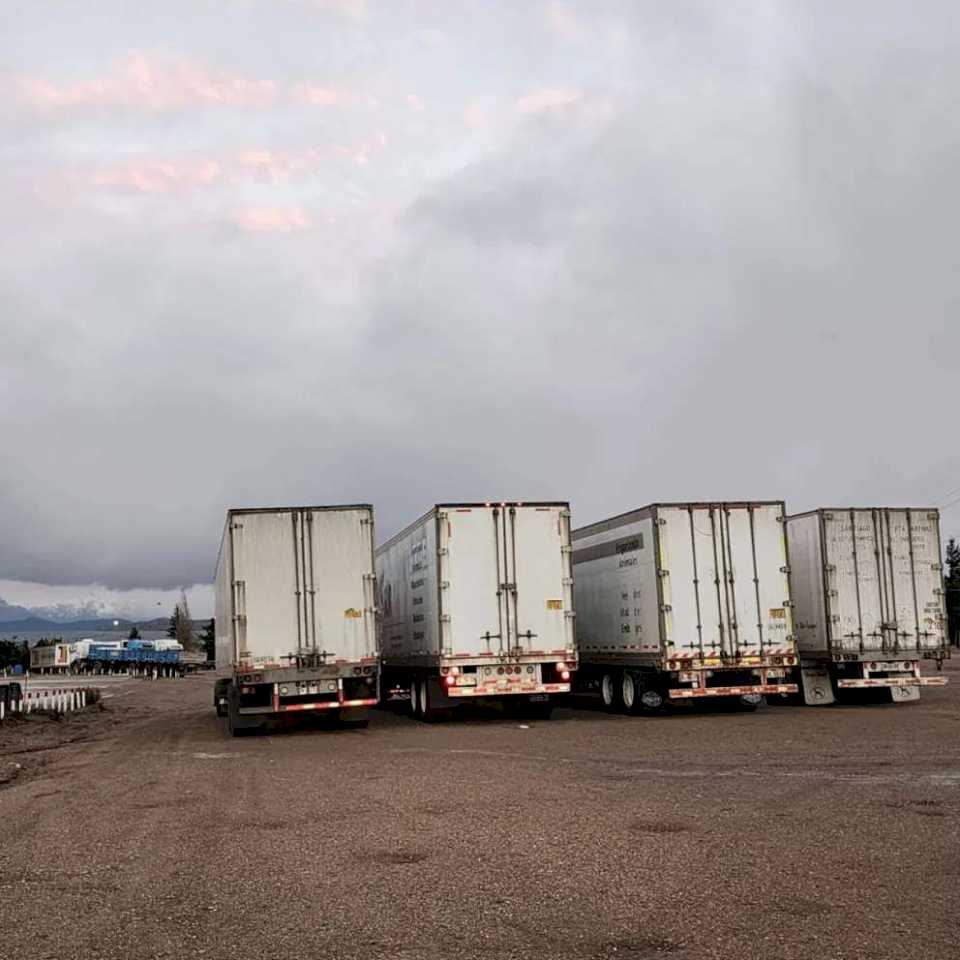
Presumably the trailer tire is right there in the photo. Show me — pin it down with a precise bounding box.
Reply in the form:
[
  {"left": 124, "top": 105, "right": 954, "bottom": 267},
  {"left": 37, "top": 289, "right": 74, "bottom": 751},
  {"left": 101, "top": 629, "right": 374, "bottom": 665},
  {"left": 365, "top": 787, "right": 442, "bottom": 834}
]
[
  {"left": 622, "top": 672, "right": 641, "bottom": 715},
  {"left": 409, "top": 675, "right": 422, "bottom": 719},
  {"left": 600, "top": 672, "right": 620, "bottom": 711},
  {"left": 419, "top": 677, "right": 439, "bottom": 723}
]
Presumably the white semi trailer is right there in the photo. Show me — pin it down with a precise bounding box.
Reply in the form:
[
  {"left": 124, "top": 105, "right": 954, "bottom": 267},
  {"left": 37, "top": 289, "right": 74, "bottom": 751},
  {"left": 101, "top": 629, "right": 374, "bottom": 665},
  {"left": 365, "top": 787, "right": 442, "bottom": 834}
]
[
  {"left": 214, "top": 505, "right": 378, "bottom": 735},
  {"left": 573, "top": 502, "right": 799, "bottom": 711},
  {"left": 786, "top": 507, "right": 949, "bottom": 704},
  {"left": 376, "top": 502, "right": 577, "bottom": 720}
]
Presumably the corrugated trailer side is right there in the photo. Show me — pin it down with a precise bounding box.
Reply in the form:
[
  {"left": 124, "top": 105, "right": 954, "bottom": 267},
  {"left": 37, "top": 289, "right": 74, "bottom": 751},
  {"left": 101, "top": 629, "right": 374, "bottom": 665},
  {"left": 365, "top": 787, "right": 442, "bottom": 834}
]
[
  {"left": 573, "top": 502, "right": 799, "bottom": 712},
  {"left": 376, "top": 502, "right": 577, "bottom": 720},
  {"left": 787, "top": 507, "right": 949, "bottom": 705},
  {"left": 213, "top": 504, "right": 379, "bottom": 735}
]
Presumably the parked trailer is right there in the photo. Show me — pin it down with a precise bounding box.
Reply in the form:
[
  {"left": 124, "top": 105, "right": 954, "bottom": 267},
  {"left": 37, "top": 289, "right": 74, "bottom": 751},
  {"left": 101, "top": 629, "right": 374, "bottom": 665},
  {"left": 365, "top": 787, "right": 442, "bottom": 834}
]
[
  {"left": 572, "top": 502, "right": 799, "bottom": 711},
  {"left": 376, "top": 502, "right": 577, "bottom": 721},
  {"left": 28, "top": 643, "right": 73, "bottom": 673},
  {"left": 786, "top": 507, "right": 949, "bottom": 704},
  {"left": 213, "top": 505, "right": 378, "bottom": 736}
]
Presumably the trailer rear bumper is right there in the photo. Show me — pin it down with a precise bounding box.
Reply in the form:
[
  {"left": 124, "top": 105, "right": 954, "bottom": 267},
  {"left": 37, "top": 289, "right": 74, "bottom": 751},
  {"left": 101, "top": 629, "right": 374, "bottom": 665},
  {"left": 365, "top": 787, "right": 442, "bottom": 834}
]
[
  {"left": 446, "top": 683, "right": 570, "bottom": 698},
  {"left": 669, "top": 683, "right": 798, "bottom": 699},
  {"left": 239, "top": 697, "right": 377, "bottom": 715},
  {"left": 837, "top": 677, "right": 948, "bottom": 689}
]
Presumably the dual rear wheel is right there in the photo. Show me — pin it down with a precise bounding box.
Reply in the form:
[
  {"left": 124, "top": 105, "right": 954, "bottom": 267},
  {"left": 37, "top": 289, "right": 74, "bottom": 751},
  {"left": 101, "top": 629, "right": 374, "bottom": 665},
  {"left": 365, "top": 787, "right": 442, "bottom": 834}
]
[
  {"left": 409, "top": 675, "right": 440, "bottom": 722},
  {"left": 600, "top": 671, "right": 656, "bottom": 715}
]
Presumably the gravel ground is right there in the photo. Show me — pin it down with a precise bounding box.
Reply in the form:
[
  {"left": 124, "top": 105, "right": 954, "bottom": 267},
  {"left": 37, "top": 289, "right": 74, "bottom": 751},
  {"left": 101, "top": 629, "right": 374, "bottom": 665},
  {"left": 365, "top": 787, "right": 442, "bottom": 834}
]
[{"left": 0, "top": 662, "right": 958, "bottom": 960}]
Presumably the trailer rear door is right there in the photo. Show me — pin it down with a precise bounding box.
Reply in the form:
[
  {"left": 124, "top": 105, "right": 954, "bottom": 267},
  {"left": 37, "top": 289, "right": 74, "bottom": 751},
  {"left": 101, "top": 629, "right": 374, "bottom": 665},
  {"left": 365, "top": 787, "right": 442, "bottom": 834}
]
[
  {"left": 509, "top": 505, "right": 574, "bottom": 656},
  {"left": 823, "top": 509, "right": 946, "bottom": 655},
  {"left": 659, "top": 504, "right": 791, "bottom": 659},
  {"left": 440, "top": 507, "right": 503, "bottom": 656},
  {"left": 229, "top": 510, "right": 300, "bottom": 665},
  {"left": 439, "top": 504, "right": 572, "bottom": 657}
]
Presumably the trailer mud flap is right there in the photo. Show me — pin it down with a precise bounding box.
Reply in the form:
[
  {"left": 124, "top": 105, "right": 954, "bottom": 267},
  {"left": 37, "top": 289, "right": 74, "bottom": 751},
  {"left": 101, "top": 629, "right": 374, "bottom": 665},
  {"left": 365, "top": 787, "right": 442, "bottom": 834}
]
[{"left": 801, "top": 666, "right": 835, "bottom": 706}]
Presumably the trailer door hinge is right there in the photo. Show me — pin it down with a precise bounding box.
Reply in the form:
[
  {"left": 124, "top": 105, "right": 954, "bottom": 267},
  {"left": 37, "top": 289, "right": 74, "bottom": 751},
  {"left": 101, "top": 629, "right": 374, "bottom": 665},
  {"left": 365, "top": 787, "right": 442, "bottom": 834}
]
[{"left": 780, "top": 565, "right": 791, "bottom": 574}]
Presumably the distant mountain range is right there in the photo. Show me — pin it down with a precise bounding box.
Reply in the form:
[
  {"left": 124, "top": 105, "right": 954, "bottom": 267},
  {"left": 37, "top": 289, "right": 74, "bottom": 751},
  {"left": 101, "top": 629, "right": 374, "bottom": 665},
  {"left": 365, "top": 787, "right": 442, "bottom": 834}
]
[{"left": 0, "top": 616, "right": 202, "bottom": 633}]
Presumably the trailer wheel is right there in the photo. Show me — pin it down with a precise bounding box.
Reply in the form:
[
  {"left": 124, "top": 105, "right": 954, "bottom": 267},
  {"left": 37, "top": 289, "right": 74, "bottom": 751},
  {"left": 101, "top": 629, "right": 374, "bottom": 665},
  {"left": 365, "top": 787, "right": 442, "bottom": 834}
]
[
  {"left": 214, "top": 679, "right": 230, "bottom": 718},
  {"left": 409, "top": 675, "right": 422, "bottom": 719},
  {"left": 419, "top": 678, "right": 439, "bottom": 723},
  {"left": 622, "top": 672, "right": 641, "bottom": 715},
  {"left": 600, "top": 673, "right": 620, "bottom": 711}
]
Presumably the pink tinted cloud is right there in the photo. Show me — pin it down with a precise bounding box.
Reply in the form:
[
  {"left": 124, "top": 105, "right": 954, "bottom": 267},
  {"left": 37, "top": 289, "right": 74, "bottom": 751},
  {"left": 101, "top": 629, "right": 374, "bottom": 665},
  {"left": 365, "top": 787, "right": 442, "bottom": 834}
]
[
  {"left": 543, "top": 2, "right": 587, "bottom": 43},
  {"left": 74, "top": 139, "right": 387, "bottom": 198},
  {"left": 463, "top": 97, "right": 497, "bottom": 129},
  {"left": 18, "top": 51, "right": 277, "bottom": 111},
  {"left": 405, "top": 94, "right": 426, "bottom": 112},
  {"left": 234, "top": 207, "right": 313, "bottom": 232},
  {"left": 290, "top": 83, "right": 349, "bottom": 106},
  {"left": 516, "top": 87, "right": 583, "bottom": 115},
  {"left": 91, "top": 158, "right": 222, "bottom": 194}
]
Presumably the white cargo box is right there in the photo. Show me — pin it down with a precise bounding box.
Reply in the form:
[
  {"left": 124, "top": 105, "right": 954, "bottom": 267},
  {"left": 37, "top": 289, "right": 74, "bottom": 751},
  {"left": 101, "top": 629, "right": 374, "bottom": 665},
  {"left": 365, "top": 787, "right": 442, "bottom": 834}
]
[
  {"left": 573, "top": 502, "right": 794, "bottom": 661},
  {"left": 376, "top": 502, "right": 575, "bottom": 663},
  {"left": 787, "top": 507, "right": 947, "bottom": 658},
  {"left": 214, "top": 505, "right": 377, "bottom": 671}
]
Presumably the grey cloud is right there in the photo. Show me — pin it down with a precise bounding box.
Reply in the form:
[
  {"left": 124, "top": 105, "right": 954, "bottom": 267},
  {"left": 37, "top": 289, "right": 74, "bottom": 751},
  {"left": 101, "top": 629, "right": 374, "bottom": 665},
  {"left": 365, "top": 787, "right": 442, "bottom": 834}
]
[{"left": 2, "top": 1, "right": 959, "bottom": 606}]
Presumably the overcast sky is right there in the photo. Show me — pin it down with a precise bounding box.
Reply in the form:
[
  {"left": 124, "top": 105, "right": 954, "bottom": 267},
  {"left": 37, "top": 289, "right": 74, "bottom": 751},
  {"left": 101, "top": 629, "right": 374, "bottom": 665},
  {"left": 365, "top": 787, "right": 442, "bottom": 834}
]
[{"left": 1, "top": 0, "right": 957, "bottom": 621}]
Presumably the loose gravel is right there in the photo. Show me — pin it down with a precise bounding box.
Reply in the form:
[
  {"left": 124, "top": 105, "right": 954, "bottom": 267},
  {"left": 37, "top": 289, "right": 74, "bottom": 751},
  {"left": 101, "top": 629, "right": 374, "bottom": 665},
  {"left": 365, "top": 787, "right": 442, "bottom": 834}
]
[{"left": 0, "top": 662, "right": 957, "bottom": 960}]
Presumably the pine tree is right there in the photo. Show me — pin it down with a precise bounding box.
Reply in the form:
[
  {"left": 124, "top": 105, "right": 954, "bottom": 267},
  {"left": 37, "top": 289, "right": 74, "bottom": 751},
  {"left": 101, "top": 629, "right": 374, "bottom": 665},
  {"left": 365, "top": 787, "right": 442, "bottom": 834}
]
[
  {"left": 945, "top": 538, "right": 960, "bottom": 647},
  {"left": 127, "top": 625, "right": 141, "bottom": 640},
  {"left": 199, "top": 618, "right": 215, "bottom": 661},
  {"left": 166, "top": 606, "right": 180, "bottom": 639}
]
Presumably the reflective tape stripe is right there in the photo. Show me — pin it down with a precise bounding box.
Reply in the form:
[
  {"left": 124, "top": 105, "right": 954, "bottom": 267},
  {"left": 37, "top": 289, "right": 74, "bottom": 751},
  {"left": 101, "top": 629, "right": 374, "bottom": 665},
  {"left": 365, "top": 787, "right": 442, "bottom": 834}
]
[
  {"left": 668, "top": 683, "right": 798, "bottom": 699},
  {"left": 837, "top": 677, "right": 948, "bottom": 688},
  {"left": 447, "top": 684, "right": 569, "bottom": 698}
]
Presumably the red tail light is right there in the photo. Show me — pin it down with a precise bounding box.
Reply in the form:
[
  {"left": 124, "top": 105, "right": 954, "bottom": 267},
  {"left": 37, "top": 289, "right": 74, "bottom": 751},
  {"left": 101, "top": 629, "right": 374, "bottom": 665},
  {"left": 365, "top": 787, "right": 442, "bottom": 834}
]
[
  {"left": 559, "top": 669, "right": 571, "bottom": 682},
  {"left": 443, "top": 675, "right": 456, "bottom": 688}
]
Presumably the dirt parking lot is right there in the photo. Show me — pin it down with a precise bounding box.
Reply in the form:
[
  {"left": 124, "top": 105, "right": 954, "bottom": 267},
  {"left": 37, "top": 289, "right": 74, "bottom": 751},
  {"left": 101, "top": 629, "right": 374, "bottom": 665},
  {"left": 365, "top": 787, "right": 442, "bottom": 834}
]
[{"left": 1, "top": 662, "right": 958, "bottom": 960}]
